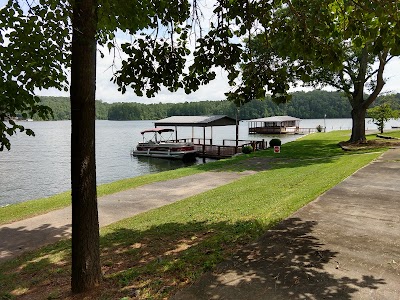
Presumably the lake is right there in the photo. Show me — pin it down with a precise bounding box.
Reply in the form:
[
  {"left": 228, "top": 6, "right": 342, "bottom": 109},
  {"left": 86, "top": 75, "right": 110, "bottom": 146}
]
[{"left": 1, "top": 118, "right": 398, "bottom": 206}]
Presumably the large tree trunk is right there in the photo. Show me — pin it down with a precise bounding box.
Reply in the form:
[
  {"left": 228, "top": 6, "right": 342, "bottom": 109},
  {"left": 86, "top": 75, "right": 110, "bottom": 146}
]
[
  {"left": 348, "top": 50, "right": 388, "bottom": 143},
  {"left": 70, "top": 0, "right": 101, "bottom": 293},
  {"left": 349, "top": 106, "right": 367, "bottom": 143}
]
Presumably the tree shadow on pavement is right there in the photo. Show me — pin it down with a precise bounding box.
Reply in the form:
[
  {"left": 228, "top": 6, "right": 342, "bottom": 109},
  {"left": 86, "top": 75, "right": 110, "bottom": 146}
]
[
  {"left": 172, "top": 217, "right": 386, "bottom": 300},
  {"left": 0, "top": 223, "right": 71, "bottom": 263}
]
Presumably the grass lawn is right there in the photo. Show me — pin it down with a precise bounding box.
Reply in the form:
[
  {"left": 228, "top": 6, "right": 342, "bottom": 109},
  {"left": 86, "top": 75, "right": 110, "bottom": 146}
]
[
  {"left": 0, "top": 130, "right": 396, "bottom": 299},
  {"left": 0, "top": 167, "right": 204, "bottom": 225},
  {"left": 380, "top": 130, "right": 400, "bottom": 138}
]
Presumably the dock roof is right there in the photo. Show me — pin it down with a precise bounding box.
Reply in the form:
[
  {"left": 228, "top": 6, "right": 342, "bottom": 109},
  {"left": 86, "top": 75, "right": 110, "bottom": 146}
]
[
  {"left": 154, "top": 115, "right": 236, "bottom": 127},
  {"left": 247, "top": 116, "right": 301, "bottom": 122}
]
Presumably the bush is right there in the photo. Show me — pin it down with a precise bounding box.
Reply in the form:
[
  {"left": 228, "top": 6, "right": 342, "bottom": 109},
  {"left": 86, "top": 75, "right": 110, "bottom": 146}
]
[
  {"left": 242, "top": 145, "right": 253, "bottom": 154},
  {"left": 269, "top": 138, "right": 282, "bottom": 147}
]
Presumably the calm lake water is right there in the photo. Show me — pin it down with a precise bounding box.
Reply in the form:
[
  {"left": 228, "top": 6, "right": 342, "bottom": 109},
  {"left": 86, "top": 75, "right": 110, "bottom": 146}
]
[{"left": 1, "top": 118, "right": 398, "bottom": 206}]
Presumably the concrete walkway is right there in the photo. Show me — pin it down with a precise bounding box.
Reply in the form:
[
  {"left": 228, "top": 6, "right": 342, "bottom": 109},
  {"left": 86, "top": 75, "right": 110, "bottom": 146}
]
[
  {"left": 0, "top": 171, "right": 253, "bottom": 263},
  {"left": 172, "top": 148, "right": 400, "bottom": 300}
]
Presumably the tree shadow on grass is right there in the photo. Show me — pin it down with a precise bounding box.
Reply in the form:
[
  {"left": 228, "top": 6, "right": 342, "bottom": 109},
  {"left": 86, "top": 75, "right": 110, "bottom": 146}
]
[
  {"left": 0, "top": 218, "right": 387, "bottom": 300},
  {"left": 0, "top": 227, "right": 72, "bottom": 300}
]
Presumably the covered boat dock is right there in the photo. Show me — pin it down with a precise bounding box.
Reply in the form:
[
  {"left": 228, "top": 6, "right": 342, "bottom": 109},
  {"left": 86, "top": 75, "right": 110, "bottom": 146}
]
[
  {"left": 154, "top": 115, "right": 266, "bottom": 158},
  {"left": 248, "top": 116, "right": 301, "bottom": 134}
]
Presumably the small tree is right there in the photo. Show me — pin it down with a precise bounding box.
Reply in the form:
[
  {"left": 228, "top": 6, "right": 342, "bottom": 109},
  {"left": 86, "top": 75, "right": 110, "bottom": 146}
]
[{"left": 368, "top": 103, "right": 399, "bottom": 133}]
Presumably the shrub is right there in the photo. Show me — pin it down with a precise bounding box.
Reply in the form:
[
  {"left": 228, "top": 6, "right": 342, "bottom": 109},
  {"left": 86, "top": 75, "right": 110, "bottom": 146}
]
[
  {"left": 242, "top": 145, "right": 253, "bottom": 154},
  {"left": 269, "top": 138, "right": 282, "bottom": 147}
]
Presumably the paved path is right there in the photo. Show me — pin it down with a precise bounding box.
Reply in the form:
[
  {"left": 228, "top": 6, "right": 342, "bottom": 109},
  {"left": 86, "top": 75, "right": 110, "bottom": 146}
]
[
  {"left": 172, "top": 148, "right": 400, "bottom": 300},
  {"left": 0, "top": 171, "right": 253, "bottom": 263}
]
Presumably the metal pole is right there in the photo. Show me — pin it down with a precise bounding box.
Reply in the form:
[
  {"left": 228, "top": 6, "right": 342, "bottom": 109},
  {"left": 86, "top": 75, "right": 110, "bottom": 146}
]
[
  {"left": 236, "top": 107, "right": 239, "bottom": 148},
  {"left": 324, "top": 114, "right": 327, "bottom": 132},
  {"left": 203, "top": 126, "right": 206, "bottom": 154}
]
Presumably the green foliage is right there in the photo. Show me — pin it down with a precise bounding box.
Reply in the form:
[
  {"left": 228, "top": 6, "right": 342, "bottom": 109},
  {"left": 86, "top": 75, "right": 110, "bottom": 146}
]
[
  {"left": 0, "top": 0, "right": 70, "bottom": 150},
  {"left": 269, "top": 138, "right": 282, "bottom": 147},
  {"left": 367, "top": 103, "right": 400, "bottom": 133},
  {"left": 241, "top": 145, "right": 253, "bottom": 154},
  {"left": 39, "top": 90, "right": 357, "bottom": 121},
  {"left": 37, "top": 97, "right": 109, "bottom": 120},
  {"left": 374, "top": 93, "right": 400, "bottom": 110},
  {"left": 240, "top": 1, "right": 400, "bottom": 142},
  {"left": 16, "top": 91, "right": 400, "bottom": 122}
]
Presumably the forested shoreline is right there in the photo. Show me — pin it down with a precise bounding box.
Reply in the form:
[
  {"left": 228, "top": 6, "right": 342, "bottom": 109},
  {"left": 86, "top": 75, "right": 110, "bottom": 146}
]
[{"left": 37, "top": 90, "right": 400, "bottom": 121}]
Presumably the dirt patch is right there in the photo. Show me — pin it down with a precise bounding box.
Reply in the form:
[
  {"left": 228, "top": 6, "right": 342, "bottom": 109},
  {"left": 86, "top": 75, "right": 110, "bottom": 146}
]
[{"left": 339, "top": 139, "right": 400, "bottom": 151}]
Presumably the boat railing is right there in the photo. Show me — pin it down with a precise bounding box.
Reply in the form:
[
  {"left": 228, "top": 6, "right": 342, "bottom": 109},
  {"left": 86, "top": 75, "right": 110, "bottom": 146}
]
[
  {"left": 174, "top": 138, "right": 213, "bottom": 145},
  {"left": 166, "top": 137, "right": 267, "bottom": 158}
]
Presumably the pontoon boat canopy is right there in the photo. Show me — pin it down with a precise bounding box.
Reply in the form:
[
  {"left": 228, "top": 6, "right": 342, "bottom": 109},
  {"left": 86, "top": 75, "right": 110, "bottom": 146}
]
[{"left": 140, "top": 128, "right": 174, "bottom": 135}]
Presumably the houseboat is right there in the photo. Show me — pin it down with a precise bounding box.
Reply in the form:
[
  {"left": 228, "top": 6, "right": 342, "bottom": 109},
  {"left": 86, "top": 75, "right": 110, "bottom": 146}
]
[{"left": 248, "top": 116, "right": 301, "bottom": 134}]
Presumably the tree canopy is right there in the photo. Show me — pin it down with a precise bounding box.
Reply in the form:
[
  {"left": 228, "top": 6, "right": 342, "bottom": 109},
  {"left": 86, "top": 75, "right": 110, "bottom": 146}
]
[
  {"left": 0, "top": 0, "right": 70, "bottom": 150},
  {"left": 240, "top": 0, "right": 400, "bottom": 142}
]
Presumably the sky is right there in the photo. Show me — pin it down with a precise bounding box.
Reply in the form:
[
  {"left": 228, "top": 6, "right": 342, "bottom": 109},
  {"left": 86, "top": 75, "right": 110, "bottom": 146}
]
[{"left": 1, "top": 0, "right": 400, "bottom": 104}]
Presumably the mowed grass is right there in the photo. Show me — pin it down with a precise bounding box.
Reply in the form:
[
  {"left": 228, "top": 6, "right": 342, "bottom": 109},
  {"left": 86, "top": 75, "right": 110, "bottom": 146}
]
[
  {"left": 382, "top": 130, "right": 400, "bottom": 138},
  {"left": 1, "top": 130, "right": 387, "bottom": 225},
  {"left": 0, "top": 130, "right": 393, "bottom": 299}
]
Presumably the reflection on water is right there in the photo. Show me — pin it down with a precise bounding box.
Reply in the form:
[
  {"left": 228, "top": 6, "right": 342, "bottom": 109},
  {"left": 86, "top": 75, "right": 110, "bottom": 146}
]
[{"left": 133, "top": 156, "right": 209, "bottom": 173}]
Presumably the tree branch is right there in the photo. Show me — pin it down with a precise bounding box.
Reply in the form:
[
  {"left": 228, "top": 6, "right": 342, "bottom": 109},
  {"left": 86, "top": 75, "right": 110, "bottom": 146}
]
[
  {"left": 364, "top": 51, "right": 388, "bottom": 109},
  {"left": 352, "top": 46, "right": 369, "bottom": 103},
  {"left": 364, "top": 54, "right": 394, "bottom": 82}
]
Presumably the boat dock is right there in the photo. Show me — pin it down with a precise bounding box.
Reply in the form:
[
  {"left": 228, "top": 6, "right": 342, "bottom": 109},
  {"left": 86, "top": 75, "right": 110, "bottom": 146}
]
[
  {"left": 153, "top": 115, "right": 268, "bottom": 159},
  {"left": 248, "top": 127, "right": 319, "bottom": 134},
  {"left": 177, "top": 138, "right": 267, "bottom": 159}
]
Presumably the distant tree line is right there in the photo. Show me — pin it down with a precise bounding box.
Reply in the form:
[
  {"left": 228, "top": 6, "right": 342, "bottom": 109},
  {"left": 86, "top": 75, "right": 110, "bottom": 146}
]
[
  {"left": 36, "top": 91, "right": 400, "bottom": 121},
  {"left": 37, "top": 96, "right": 110, "bottom": 120}
]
